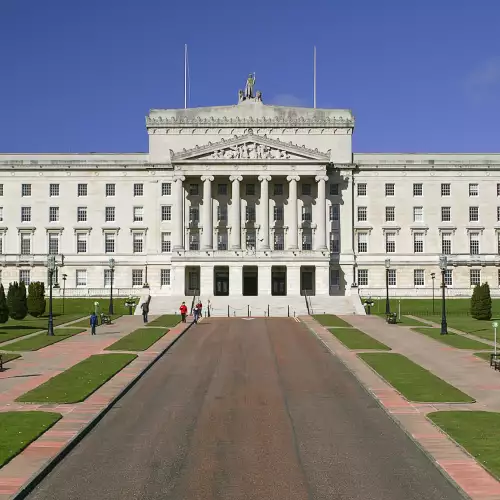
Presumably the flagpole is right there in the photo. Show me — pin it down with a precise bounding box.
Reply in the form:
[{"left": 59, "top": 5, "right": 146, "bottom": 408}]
[
  {"left": 184, "top": 44, "right": 187, "bottom": 109},
  {"left": 313, "top": 46, "right": 317, "bottom": 109}
]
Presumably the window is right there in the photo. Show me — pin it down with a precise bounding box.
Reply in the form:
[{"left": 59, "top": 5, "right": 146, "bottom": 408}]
[
  {"left": 217, "top": 231, "right": 228, "bottom": 250},
  {"left": 330, "top": 183, "right": 339, "bottom": 196},
  {"left": 274, "top": 230, "right": 284, "bottom": 250},
  {"left": 357, "top": 183, "right": 367, "bottom": 196},
  {"left": 21, "top": 207, "right": 31, "bottom": 222},
  {"left": 76, "top": 270, "right": 87, "bottom": 287},
  {"left": 441, "top": 207, "right": 451, "bottom": 222},
  {"left": 441, "top": 232, "right": 452, "bottom": 255},
  {"left": 498, "top": 183, "right": 500, "bottom": 196},
  {"left": 385, "top": 206, "right": 395, "bottom": 222},
  {"left": 470, "top": 269, "right": 481, "bottom": 287},
  {"left": 48, "top": 233, "right": 59, "bottom": 255},
  {"left": 161, "top": 205, "right": 172, "bottom": 221},
  {"left": 189, "top": 206, "right": 199, "bottom": 222},
  {"left": 302, "top": 231, "right": 312, "bottom": 250},
  {"left": 0, "top": 234, "right": 3, "bottom": 254},
  {"left": 133, "top": 207, "right": 143, "bottom": 222},
  {"left": 385, "top": 183, "right": 395, "bottom": 196},
  {"left": 245, "top": 205, "right": 256, "bottom": 222},
  {"left": 413, "top": 232, "right": 424, "bottom": 253},
  {"left": 329, "top": 204, "right": 339, "bottom": 222},
  {"left": 77, "top": 184, "right": 87, "bottom": 197},
  {"left": 217, "top": 205, "right": 227, "bottom": 222},
  {"left": 469, "top": 183, "right": 478, "bottom": 196},
  {"left": 388, "top": 269, "right": 397, "bottom": 286},
  {"left": 0, "top": 207, "right": 3, "bottom": 222},
  {"left": 104, "top": 233, "right": 115, "bottom": 253},
  {"left": 413, "top": 206, "right": 423, "bottom": 222},
  {"left": 357, "top": 232, "right": 368, "bottom": 253},
  {"left": 357, "top": 206, "right": 367, "bottom": 222},
  {"left": 161, "top": 269, "right": 171, "bottom": 286},
  {"left": 246, "top": 230, "right": 256, "bottom": 249},
  {"left": 274, "top": 183, "right": 283, "bottom": 196},
  {"left": 357, "top": 269, "right": 368, "bottom": 286},
  {"left": 189, "top": 230, "right": 199, "bottom": 250},
  {"left": 20, "top": 233, "right": 31, "bottom": 254},
  {"left": 385, "top": 232, "right": 396, "bottom": 253},
  {"left": 414, "top": 269, "right": 425, "bottom": 286},
  {"left": 441, "top": 183, "right": 451, "bottom": 196},
  {"left": 76, "top": 233, "right": 87, "bottom": 253},
  {"left": 161, "top": 182, "right": 171, "bottom": 196},
  {"left": 49, "top": 184, "right": 59, "bottom": 197},
  {"left": 217, "top": 183, "right": 227, "bottom": 196},
  {"left": 49, "top": 207, "right": 59, "bottom": 222},
  {"left": 22, "top": 184, "right": 31, "bottom": 197},
  {"left": 189, "top": 183, "right": 199, "bottom": 196},
  {"left": 132, "top": 269, "right": 144, "bottom": 287},
  {"left": 105, "top": 207, "right": 115, "bottom": 222},
  {"left": 106, "top": 183, "right": 115, "bottom": 197},
  {"left": 0, "top": 185, "right": 3, "bottom": 196},
  {"left": 302, "top": 206, "right": 312, "bottom": 222},
  {"left": 444, "top": 269, "right": 453, "bottom": 287},
  {"left": 104, "top": 269, "right": 112, "bottom": 287},
  {"left": 469, "top": 206, "right": 479, "bottom": 222},
  {"left": 133, "top": 183, "right": 144, "bottom": 197},
  {"left": 413, "top": 183, "right": 423, "bottom": 196},
  {"left": 246, "top": 183, "right": 255, "bottom": 196},
  {"left": 133, "top": 232, "right": 144, "bottom": 253},
  {"left": 302, "top": 183, "right": 311, "bottom": 196},
  {"left": 19, "top": 269, "right": 30, "bottom": 285},
  {"left": 161, "top": 232, "right": 171, "bottom": 253},
  {"left": 498, "top": 233, "right": 500, "bottom": 254},
  {"left": 77, "top": 207, "right": 87, "bottom": 222},
  {"left": 469, "top": 232, "right": 480, "bottom": 255},
  {"left": 497, "top": 207, "right": 500, "bottom": 222},
  {"left": 330, "top": 231, "right": 340, "bottom": 253},
  {"left": 274, "top": 206, "right": 283, "bottom": 221}
]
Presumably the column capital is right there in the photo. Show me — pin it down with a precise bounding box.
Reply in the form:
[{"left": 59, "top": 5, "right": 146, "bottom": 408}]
[
  {"left": 229, "top": 175, "right": 243, "bottom": 182},
  {"left": 201, "top": 175, "right": 214, "bottom": 182},
  {"left": 174, "top": 176, "right": 186, "bottom": 182},
  {"left": 258, "top": 175, "right": 272, "bottom": 182},
  {"left": 286, "top": 175, "right": 300, "bottom": 182},
  {"left": 315, "top": 175, "right": 329, "bottom": 183}
]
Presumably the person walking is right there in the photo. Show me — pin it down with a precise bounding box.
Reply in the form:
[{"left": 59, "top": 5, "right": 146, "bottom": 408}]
[
  {"left": 90, "top": 312, "right": 98, "bottom": 335},
  {"left": 193, "top": 302, "right": 199, "bottom": 324},
  {"left": 141, "top": 300, "right": 149, "bottom": 323},
  {"left": 180, "top": 302, "right": 188, "bottom": 323},
  {"left": 197, "top": 301, "right": 203, "bottom": 318}
]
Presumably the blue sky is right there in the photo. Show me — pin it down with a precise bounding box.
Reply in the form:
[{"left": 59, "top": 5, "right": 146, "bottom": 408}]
[{"left": 1, "top": 0, "right": 499, "bottom": 153}]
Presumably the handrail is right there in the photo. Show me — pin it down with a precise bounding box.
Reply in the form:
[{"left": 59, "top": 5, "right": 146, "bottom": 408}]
[
  {"left": 303, "top": 290, "right": 311, "bottom": 315},
  {"left": 190, "top": 289, "right": 199, "bottom": 315}
]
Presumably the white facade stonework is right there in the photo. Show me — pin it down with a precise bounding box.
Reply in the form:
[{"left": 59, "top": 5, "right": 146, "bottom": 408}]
[{"left": 2, "top": 93, "right": 500, "bottom": 300}]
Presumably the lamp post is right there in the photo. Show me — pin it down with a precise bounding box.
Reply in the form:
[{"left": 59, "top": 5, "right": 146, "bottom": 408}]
[
  {"left": 62, "top": 274, "right": 67, "bottom": 315},
  {"left": 431, "top": 272, "right": 436, "bottom": 314},
  {"left": 47, "top": 255, "right": 56, "bottom": 336},
  {"left": 108, "top": 258, "right": 115, "bottom": 315},
  {"left": 439, "top": 256, "right": 448, "bottom": 335},
  {"left": 385, "top": 258, "right": 391, "bottom": 315}
]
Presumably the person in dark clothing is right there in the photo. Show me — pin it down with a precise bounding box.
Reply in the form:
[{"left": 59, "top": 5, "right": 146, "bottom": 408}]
[
  {"left": 90, "top": 312, "right": 98, "bottom": 335},
  {"left": 141, "top": 301, "right": 149, "bottom": 323}
]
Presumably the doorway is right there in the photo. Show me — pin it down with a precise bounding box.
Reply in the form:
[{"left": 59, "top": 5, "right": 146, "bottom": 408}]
[
  {"left": 185, "top": 266, "right": 200, "bottom": 296},
  {"left": 271, "top": 266, "right": 287, "bottom": 296},
  {"left": 243, "top": 266, "right": 258, "bottom": 296},
  {"left": 300, "top": 266, "right": 316, "bottom": 296},
  {"left": 214, "top": 266, "right": 229, "bottom": 296}
]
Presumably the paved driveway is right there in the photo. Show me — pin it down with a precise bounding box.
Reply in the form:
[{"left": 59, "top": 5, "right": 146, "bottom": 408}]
[{"left": 25, "top": 318, "right": 462, "bottom": 500}]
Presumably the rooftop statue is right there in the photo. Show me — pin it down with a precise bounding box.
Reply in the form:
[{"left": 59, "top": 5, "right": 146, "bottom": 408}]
[{"left": 238, "top": 73, "right": 262, "bottom": 103}]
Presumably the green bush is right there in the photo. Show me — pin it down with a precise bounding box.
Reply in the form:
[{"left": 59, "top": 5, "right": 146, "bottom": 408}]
[
  {"left": 470, "top": 284, "right": 479, "bottom": 318},
  {"left": 471, "top": 282, "right": 492, "bottom": 320},
  {"left": 7, "top": 282, "right": 28, "bottom": 321},
  {"left": 27, "top": 282, "right": 46, "bottom": 318},
  {"left": 0, "top": 284, "right": 9, "bottom": 324}
]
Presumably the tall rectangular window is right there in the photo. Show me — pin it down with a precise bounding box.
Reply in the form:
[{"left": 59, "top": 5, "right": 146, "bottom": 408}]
[
  {"left": 161, "top": 269, "right": 171, "bottom": 286},
  {"left": 413, "top": 232, "right": 424, "bottom": 253},
  {"left": 133, "top": 183, "right": 144, "bottom": 196},
  {"left": 105, "top": 206, "right": 115, "bottom": 222},
  {"left": 469, "top": 183, "right": 479, "bottom": 196},
  {"left": 161, "top": 205, "right": 172, "bottom": 221},
  {"left": 75, "top": 270, "right": 87, "bottom": 287},
  {"left": 105, "top": 183, "right": 115, "bottom": 197},
  {"left": 76, "top": 233, "right": 87, "bottom": 253},
  {"left": 104, "top": 269, "right": 112, "bottom": 287},
  {"left": 217, "top": 205, "right": 227, "bottom": 222},
  {"left": 161, "top": 182, "right": 171, "bottom": 196},
  {"left": 414, "top": 269, "right": 425, "bottom": 286},
  {"left": 385, "top": 232, "right": 396, "bottom": 253},
  {"left": 189, "top": 206, "right": 199, "bottom": 222},
  {"left": 246, "top": 183, "right": 256, "bottom": 196},
  {"left": 104, "top": 233, "right": 115, "bottom": 253},
  {"left": 385, "top": 206, "right": 395, "bottom": 222},
  {"left": 217, "top": 183, "right": 228, "bottom": 196},
  {"left": 246, "top": 230, "right": 256, "bottom": 249},
  {"left": 77, "top": 207, "right": 87, "bottom": 222},
  {"left": 48, "top": 233, "right": 59, "bottom": 255},
  {"left": 357, "top": 269, "right": 368, "bottom": 286},
  {"left": 302, "top": 183, "right": 312, "bottom": 196},
  {"left": 0, "top": 207, "right": 3, "bottom": 222},
  {"left": 49, "top": 184, "right": 59, "bottom": 197},
  {"left": 133, "top": 207, "right": 144, "bottom": 222},
  {"left": 497, "top": 183, "right": 500, "bottom": 196},
  {"left": 189, "top": 184, "right": 199, "bottom": 196},
  {"left": 21, "top": 207, "right": 31, "bottom": 222},
  {"left": 441, "top": 183, "right": 451, "bottom": 196},
  {"left": 19, "top": 269, "right": 30, "bottom": 285},
  {"left": 77, "top": 184, "right": 87, "bottom": 197},
  {"left": 301, "top": 206, "right": 312, "bottom": 222},
  {"left": 470, "top": 269, "right": 481, "bottom": 286},
  {"left": 217, "top": 230, "right": 228, "bottom": 250},
  {"left": 22, "top": 184, "right": 31, "bottom": 197},
  {"left": 357, "top": 183, "right": 367, "bottom": 196},
  {"left": 385, "top": 183, "right": 395, "bottom": 196},
  {"left": 441, "top": 232, "right": 452, "bottom": 255},
  {"left": 469, "top": 232, "right": 480, "bottom": 255},
  {"left": 497, "top": 207, "right": 500, "bottom": 222},
  {"left": 132, "top": 269, "right": 144, "bottom": 286},
  {"left": 413, "top": 183, "right": 423, "bottom": 196},
  {"left": 273, "top": 206, "right": 283, "bottom": 221},
  {"left": 133, "top": 232, "right": 144, "bottom": 253},
  {"left": 469, "top": 206, "right": 479, "bottom": 222},
  {"left": 20, "top": 233, "right": 31, "bottom": 255},
  {"left": 388, "top": 269, "right": 397, "bottom": 286},
  {"left": 329, "top": 204, "right": 339, "bottom": 222},
  {"left": 329, "top": 183, "right": 339, "bottom": 196},
  {"left": 441, "top": 207, "right": 451, "bottom": 222},
  {"left": 302, "top": 230, "right": 312, "bottom": 250},
  {"left": 330, "top": 231, "right": 340, "bottom": 253},
  {"left": 189, "top": 230, "right": 199, "bottom": 250},
  {"left": 161, "top": 232, "right": 171, "bottom": 253},
  {"left": 49, "top": 206, "right": 59, "bottom": 222},
  {"left": 413, "top": 206, "right": 423, "bottom": 222},
  {"left": 357, "top": 232, "right": 368, "bottom": 253},
  {"left": 274, "top": 230, "right": 284, "bottom": 250},
  {"left": 357, "top": 206, "right": 367, "bottom": 222},
  {"left": 245, "top": 205, "right": 256, "bottom": 222},
  {"left": 0, "top": 184, "right": 4, "bottom": 196},
  {"left": 444, "top": 269, "right": 453, "bottom": 287}
]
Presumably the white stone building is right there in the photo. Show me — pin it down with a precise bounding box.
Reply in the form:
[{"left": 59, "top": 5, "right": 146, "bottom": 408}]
[{"left": 1, "top": 83, "right": 500, "bottom": 313}]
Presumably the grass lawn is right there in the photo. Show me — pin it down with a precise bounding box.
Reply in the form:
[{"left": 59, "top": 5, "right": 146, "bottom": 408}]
[
  {"left": 0, "top": 352, "right": 21, "bottom": 364},
  {"left": 105, "top": 328, "right": 169, "bottom": 352},
  {"left": 474, "top": 352, "right": 494, "bottom": 362},
  {"left": 2, "top": 328, "right": 85, "bottom": 352},
  {"left": 0, "top": 411, "right": 62, "bottom": 467},
  {"left": 412, "top": 327, "right": 491, "bottom": 350},
  {"left": 397, "top": 315, "right": 430, "bottom": 326},
  {"left": 313, "top": 314, "right": 352, "bottom": 327},
  {"left": 70, "top": 315, "right": 122, "bottom": 329},
  {"left": 358, "top": 352, "right": 474, "bottom": 403},
  {"left": 49, "top": 298, "right": 134, "bottom": 317},
  {"left": 147, "top": 315, "right": 181, "bottom": 328},
  {"left": 17, "top": 353, "right": 137, "bottom": 404},
  {"left": 428, "top": 411, "right": 500, "bottom": 479},
  {"left": 329, "top": 328, "right": 391, "bottom": 350}
]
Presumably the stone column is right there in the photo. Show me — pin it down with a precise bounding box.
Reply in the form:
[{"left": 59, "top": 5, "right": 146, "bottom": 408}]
[
  {"left": 229, "top": 175, "right": 243, "bottom": 249},
  {"left": 315, "top": 175, "right": 329, "bottom": 251},
  {"left": 201, "top": 175, "right": 214, "bottom": 250},
  {"left": 172, "top": 176, "right": 185, "bottom": 251},
  {"left": 258, "top": 175, "right": 271, "bottom": 250},
  {"left": 287, "top": 175, "right": 300, "bottom": 250}
]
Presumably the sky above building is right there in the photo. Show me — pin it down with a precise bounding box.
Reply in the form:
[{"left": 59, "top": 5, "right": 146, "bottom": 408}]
[{"left": 1, "top": 0, "right": 499, "bottom": 153}]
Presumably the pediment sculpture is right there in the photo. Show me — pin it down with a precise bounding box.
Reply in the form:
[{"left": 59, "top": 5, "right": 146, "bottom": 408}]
[{"left": 209, "top": 143, "right": 289, "bottom": 160}]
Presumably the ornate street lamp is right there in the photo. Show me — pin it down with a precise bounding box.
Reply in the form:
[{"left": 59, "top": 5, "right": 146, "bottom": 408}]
[
  {"left": 62, "top": 274, "right": 67, "bottom": 315},
  {"left": 47, "top": 255, "right": 56, "bottom": 336},
  {"left": 439, "top": 256, "right": 448, "bottom": 335},
  {"left": 385, "top": 258, "right": 391, "bottom": 315},
  {"left": 108, "top": 258, "right": 115, "bottom": 315},
  {"left": 430, "top": 272, "right": 436, "bottom": 315}
]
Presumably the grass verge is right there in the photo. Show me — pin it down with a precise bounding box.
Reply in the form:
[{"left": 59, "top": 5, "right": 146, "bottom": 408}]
[
  {"left": 428, "top": 411, "right": 500, "bottom": 479},
  {"left": 17, "top": 354, "right": 137, "bottom": 404},
  {"left": 2, "top": 328, "right": 85, "bottom": 352},
  {"left": 70, "top": 315, "right": 122, "bottom": 328},
  {"left": 474, "top": 352, "right": 493, "bottom": 362},
  {"left": 329, "top": 328, "right": 390, "bottom": 350},
  {"left": 313, "top": 314, "right": 351, "bottom": 327},
  {"left": 147, "top": 315, "right": 181, "bottom": 328},
  {"left": 414, "top": 316, "right": 500, "bottom": 342},
  {"left": 0, "top": 412, "right": 62, "bottom": 467},
  {"left": 0, "top": 352, "right": 21, "bottom": 364},
  {"left": 412, "top": 328, "right": 491, "bottom": 350},
  {"left": 358, "top": 352, "right": 474, "bottom": 403},
  {"left": 105, "top": 328, "right": 169, "bottom": 352}
]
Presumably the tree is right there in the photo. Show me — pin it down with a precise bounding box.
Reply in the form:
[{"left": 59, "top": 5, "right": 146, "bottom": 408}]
[
  {"left": 470, "top": 283, "right": 480, "bottom": 319},
  {"left": 0, "top": 284, "right": 9, "bottom": 324},
  {"left": 27, "top": 281, "right": 46, "bottom": 318},
  {"left": 7, "top": 281, "right": 28, "bottom": 320},
  {"left": 477, "top": 282, "right": 492, "bottom": 321}
]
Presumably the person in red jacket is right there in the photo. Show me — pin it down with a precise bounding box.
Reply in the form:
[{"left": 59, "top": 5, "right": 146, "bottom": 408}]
[{"left": 180, "top": 302, "right": 188, "bottom": 323}]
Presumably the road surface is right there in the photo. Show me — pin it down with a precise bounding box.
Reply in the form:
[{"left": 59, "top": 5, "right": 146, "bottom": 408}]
[{"left": 25, "top": 318, "right": 462, "bottom": 500}]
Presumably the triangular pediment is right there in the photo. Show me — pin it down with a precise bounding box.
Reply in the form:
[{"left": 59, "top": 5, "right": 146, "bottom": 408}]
[{"left": 170, "top": 133, "right": 330, "bottom": 162}]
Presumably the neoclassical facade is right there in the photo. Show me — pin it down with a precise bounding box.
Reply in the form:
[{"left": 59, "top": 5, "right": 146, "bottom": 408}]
[{"left": 1, "top": 86, "right": 500, "bottom": 299}]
